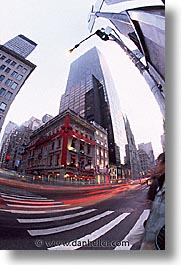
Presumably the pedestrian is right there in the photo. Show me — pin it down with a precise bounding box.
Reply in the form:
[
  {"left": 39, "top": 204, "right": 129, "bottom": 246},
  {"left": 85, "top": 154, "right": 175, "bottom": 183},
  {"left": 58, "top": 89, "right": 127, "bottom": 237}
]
[
  {"left": 141, "top": 152, "right": 165, "bottom": 250},
  {"left": 147, "top": 176, "right": 159, "bottom": 201}
]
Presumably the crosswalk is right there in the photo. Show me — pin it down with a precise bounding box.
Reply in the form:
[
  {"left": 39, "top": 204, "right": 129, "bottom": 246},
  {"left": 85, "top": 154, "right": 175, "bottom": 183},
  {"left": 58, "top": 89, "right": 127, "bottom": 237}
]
[{"left": 0, "top": 186, "right": 150, "bottom": 250}]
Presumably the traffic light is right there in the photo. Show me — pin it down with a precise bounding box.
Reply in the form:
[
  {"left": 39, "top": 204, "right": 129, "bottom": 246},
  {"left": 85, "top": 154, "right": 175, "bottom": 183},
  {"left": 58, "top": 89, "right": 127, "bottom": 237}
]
[{"left": 95, "top": 30, "right": 109, "bottom": 41}]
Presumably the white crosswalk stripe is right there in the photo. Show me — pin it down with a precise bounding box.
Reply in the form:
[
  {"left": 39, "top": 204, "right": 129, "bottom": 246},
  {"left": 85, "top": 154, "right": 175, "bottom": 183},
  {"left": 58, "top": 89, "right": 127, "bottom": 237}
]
[
  {"left": 1, "top": 190, "right": 150, "bottom": 250},
  {"left": 1, "top": 193, "right": 53, "bottom": 201},
  {"left": 27, "top": 210, "right": 114, "bottom": 236},
  {"left": 2, "top": 198, "right": 61, "bottom": 205},
  {"left": 48, "top": 213, "right": 130, "bottom": 250},
  {"left": 17, "top": 208, "right": 97, "bottom": 223},
  {"left": 0, "top": 206, "right": 82, "bottom": 214},
  {"left": 6, "top": 203, "right": 68, "bottom": 209},
  {"left": 115, "top": 209, "right": 150, "bottom": 250}
]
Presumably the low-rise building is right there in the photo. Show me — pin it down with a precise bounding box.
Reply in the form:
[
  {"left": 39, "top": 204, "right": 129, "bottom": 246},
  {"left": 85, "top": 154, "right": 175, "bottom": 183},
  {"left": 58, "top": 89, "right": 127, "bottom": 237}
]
[{"left": 21, "top": 109, "right": 109, "bottom": 184}]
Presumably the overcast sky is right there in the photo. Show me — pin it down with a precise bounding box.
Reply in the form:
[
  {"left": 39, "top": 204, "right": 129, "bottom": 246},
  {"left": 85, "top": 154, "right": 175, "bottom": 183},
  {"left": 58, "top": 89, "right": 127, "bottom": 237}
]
[{"left": 0, "top": 0, "right": 164, "bottom": 157}]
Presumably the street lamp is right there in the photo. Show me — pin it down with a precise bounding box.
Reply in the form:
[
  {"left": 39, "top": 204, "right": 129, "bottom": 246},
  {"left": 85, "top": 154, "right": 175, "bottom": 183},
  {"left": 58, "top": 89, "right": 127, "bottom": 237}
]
[
  {"left": 68, "top": 29, "right": 109, "bottom": 53},
  {"left": 68, "top": 32, "right": 97, "bottom": 53},
  {"left": 68, "top": 27, "right": 165, "bottom": 118}
]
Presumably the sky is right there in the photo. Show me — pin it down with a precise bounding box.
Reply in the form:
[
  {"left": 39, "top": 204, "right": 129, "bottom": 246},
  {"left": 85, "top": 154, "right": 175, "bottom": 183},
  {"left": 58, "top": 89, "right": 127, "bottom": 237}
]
[{"left": 0, "top": 0, "right": 164, "bottom": 158}]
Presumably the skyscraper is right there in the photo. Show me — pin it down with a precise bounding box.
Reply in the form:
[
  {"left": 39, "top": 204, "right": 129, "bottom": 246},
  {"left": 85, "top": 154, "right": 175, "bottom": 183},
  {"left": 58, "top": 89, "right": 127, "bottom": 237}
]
[
  {"left": 59, "top": 47, "right": 126, "bottom": 165},
  {"left": 138, "top": 142, "right": 155, "bottom": 169},
  {"left": 123, "top": 115, "right": 142, "bottom": 179},
  {"left": 3, "top": 35, "right": 37, "bottom": 58},
  {"left": 0, "top": 35, "right": 37, "bottom": 133}
]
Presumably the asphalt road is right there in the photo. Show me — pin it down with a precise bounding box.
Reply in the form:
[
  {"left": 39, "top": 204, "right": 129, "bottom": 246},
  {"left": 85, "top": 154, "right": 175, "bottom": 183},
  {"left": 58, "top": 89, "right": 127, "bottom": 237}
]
[{"left": 0, "top": 181, "right": 150, "bottom": 250}]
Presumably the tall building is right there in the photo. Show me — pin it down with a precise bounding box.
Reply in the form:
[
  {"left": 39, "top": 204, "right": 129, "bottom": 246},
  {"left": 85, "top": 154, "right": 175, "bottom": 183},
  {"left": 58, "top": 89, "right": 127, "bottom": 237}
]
[
  {"left": 0, "top": 121, "right": 18, "bottom": 167},
  {"left": 42, "top": 114, "right": 53, "bottom": 124},
  {"left": 123, "top": 115, "right": 141, "bottom": 179},
  {"left": 138, "top": 148, "right": 151, "bottom": 175},
  {"left": 0, "top": 115, "right": 44, "bottom": 169},
  {"left": 5, "top": 125, "right": 33, "bottom": 170},
  {"left": 0, "top": 35, "right": 37, "bottom": 133},
  {"left": 3, "top": 35, "right": 37, "bottom": 58},
  {"left": 138, "top": 142, "right": 155, "bottom": 169},
  {"left": 59, "top": 47, "right": 126, "bottom": 165},
  {"left": 88, "top": 0, "right": 165, "bottom": 118},
  {"left": 22, "top": 116, "right": 43, "bottom": 131}
]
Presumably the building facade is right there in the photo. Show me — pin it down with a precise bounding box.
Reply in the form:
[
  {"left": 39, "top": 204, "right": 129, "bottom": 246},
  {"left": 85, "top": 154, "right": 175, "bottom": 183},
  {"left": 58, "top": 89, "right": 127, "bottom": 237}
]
[
  {"left": 3, "top": 34, "right": 37, "bottom": 58},
  {"left": 138, "top": 142, "right": 155, "bottom": 170},
  {"left": 22, "top": 116, "right": 43, "bottom": 131},
  {"left": 88, "top": 0, "right": 165, "bottom": 118},
  {"left": 59, "top": 47, "right": 126, "bottom": 165},
  {"left": 5, "top": 125, "right": 33, "bottom": 170},
  {"left": 0, "top": 121, "right": 18, "bottom": 167},
  {"left": 123, "top": 116, "right": 142, "bottom": 179},
  {"left": 0, "top": 115, "right": 53, "bottom": 170},
  {"left": 138, "top": 148, "right": 151, "bottom": 176},
  {"left": 21, "top": 110, "right": 109, "bottom": 184},
  {"left": 0, "top": 35, "right": 37, "bottom": 133}
]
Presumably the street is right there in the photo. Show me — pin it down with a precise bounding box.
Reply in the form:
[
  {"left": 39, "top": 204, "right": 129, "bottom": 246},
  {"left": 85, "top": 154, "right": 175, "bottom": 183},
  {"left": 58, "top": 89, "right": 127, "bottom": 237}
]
[{"left": 0, "top": 176, "right": 150, "bottom": 250}]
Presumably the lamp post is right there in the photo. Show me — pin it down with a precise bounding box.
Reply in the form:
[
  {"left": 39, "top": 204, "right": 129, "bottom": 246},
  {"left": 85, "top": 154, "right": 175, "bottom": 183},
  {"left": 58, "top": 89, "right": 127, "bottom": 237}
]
[
  {"left": 68, "top": 32, "right": 96, "bottom": 53},
  {"left": 68, "top": 27, "right": 165, "bottom": 118},
  {"left": 68, "top": 30, "right": 109, "bottom": 53}
]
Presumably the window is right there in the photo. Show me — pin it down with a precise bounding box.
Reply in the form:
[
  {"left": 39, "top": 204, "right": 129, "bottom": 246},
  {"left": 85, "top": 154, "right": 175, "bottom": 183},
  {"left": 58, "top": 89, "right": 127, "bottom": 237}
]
[
  {"left": 22, "top": 68, "right": 27, "bottom": 74},
  {"left": 17, "top": 74, "right": 23, "bottom": 81},
  {"left": 0, "top": 65, "right": 6, "bottom": 70},
  {"left": 5, "top": 79, "right": 12, "bottom": 86},
  {"left": 17, "top": 65, "right": 23, "bottom": 71},
  {"left": 0, "top": 55, "right": 6, "bottom": 60},
  {"left": 5, "top": 67, "right": 11, "bottom": 73},
  {"left": 0, "top": 88, "right": 6, "bottom": 96},
  {"left": 0, "top": 102, "right": 7, "bottom": 111},
  {"left": 56, "top": 154, "right": 60, "bottom": 166},
  {"left": 71, "top": 139, "right": 76, "bottom": 148},
  {"left": 5, "top": 59, "right": 11, "bottom": 64},
  {"left": 51, "top": 142, "right": 54, "bottom": 150},
  {"left": 11, "top": 61, "right": 16, "bottom": 66},
  {"left": 11, "top": 82, "right": 18, "bottom": 89},
  {"left": 5, "top": 91, "right": 13, "bottom": 100},
  {"left": 0, "top": 75, "right": 5, "bottom": 82},
  {"left": 80, "top": 142, "right": 84, "bottom": 152},
  {"left": 11, "top": 71, "right": 18, "bottom": 77},
  {"left": 70, "top": 155, "right": 76, "bottom": 166},
  {"left": 87, "top": 145, "right": 91, "bottom": 154}
]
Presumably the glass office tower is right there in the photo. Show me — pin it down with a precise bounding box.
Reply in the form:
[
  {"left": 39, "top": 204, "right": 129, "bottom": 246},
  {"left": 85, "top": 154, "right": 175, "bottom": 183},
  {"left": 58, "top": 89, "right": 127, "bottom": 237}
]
[{"left": 59, "top": 47, "right": 126, "bottom": 165}]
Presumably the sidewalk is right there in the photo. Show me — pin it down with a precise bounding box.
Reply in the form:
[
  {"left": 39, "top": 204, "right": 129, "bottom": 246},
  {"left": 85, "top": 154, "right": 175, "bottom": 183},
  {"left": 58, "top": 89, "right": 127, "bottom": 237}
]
[{"left": 0, "top": 174, "right": 133, "bottom": 193}]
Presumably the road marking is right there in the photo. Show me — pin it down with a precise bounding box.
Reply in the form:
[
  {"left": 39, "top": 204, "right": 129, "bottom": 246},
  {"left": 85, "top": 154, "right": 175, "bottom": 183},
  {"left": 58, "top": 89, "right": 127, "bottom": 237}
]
[
  {"left": 6, "top": 203, "right": 67, "bottom": 209},
  {"left": 28, "top": 211, "right": 114, "bottom": 236},
  {"left": 0, "top": 191, "right": 47, "bottom": 198},
  {"left": 48, "top": 213, "right": 130, "bottom": 250},
  {"left": 1, "top": 194, "right": 54, "bottom": 201},
  {"left": 115, "top": 209, "right": 150, "bottom": 250},
  {"left": 17, "top": 209, "right": 97, "bottom": 223},
  {"left": 2, "top": 198, "right": 61, "bottom": 205},
  {"left": 0, "top": 206, "right": 82, "bottom": 214}
]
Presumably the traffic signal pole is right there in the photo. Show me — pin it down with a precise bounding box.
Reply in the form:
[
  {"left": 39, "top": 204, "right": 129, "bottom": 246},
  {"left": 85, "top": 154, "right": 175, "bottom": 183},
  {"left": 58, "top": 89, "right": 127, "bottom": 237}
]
[
  {"left": 68, "top": 28, "right": 165, "bottom": 119},
  {"left": 108, "top": 32, "right": 165, "bottom": 119}
]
